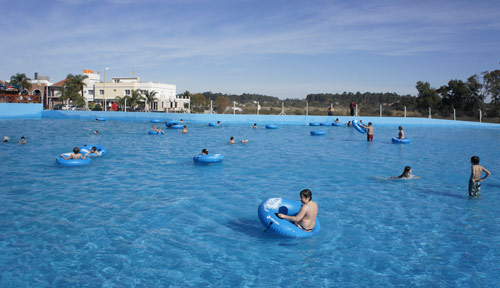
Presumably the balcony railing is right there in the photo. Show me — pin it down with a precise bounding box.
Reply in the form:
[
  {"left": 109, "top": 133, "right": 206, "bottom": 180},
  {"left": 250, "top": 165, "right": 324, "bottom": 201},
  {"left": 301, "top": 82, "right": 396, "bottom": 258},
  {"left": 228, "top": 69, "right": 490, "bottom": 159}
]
[{"left": 0, "top": 94, "right": 41, "bottom": 103}]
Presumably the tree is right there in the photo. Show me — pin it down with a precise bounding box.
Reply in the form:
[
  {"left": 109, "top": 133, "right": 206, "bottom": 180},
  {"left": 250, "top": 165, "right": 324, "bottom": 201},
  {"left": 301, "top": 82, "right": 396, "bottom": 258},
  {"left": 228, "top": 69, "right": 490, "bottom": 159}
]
[
  {"left": 416, "top": 81, "right": 441, "bottom": 111},
  {"left": 143, "top": 90, "right": 158, "bottom": 111},
  {"left": 128, "top": 89, "right": 144, "bottom": 110},
  {"left": 215, "top": 96, "right": 230, "bottom": 113},
  {"left": 191, "top": 93, "right": 206, "bottom": 111},
  {"left": 64, "top": 74, "right": 88, "bottom": 107},
  {"left": 466, "top": 75, "right": 484, "bottom": 110},
  {"left": 482, "top": 70, "right": 500, "bottom": 105},
  {"left": 10, "top": 73, "right": 32, "bottom": 95}
]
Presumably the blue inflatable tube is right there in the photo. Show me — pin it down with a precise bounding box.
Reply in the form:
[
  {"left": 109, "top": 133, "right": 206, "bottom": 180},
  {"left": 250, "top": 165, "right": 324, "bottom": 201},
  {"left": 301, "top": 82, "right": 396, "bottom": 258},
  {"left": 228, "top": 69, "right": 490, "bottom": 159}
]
[
  {"left": 331, "top": 122, "right": 343, "bottom": 126},
  {"left": 320, "top": 122, "right": 330, "bottom": 126},
  {"left": 208, "top": 122, "right": 219, "bottom": 127},
  {"left": 96, "top": 117, "right": 106, "bottom": 121},
  {"left": 310, "top": 130, "right": 326, "bottom": 136},
  {"left": 151, "top": 119, "right": 162, "bottom": 123},
  {"left": 309, "top": 122, "right": 320, "bottom": 126},
  {"left": 265, "top": 124, "right": 278, "bottom": 129},
  {"left": 193, "top": 154, "right": 224, "bottom": 164},
  {"left": 170, "top": 124, "right": 184, "bottom": 129},
  {"left": 392, "top": 137, "right": 411, "bottom": 144},
  {"left": 258, "top": 198, "right": 320, "bottom": 238},
  {"left": 149, "top": 130, "right": 163, "bottom": 135},
  {"left": 56, "top": 153, "right": 91, "bottom": 167},
  {"left": 80, "top": 145, "right": 107, "bottom": 157},
  {"left": 352, "top": 120, "right": 367, "bottom": 134},
  {"left": 166, "top": 120, "right": 180, "bottom": 127}
]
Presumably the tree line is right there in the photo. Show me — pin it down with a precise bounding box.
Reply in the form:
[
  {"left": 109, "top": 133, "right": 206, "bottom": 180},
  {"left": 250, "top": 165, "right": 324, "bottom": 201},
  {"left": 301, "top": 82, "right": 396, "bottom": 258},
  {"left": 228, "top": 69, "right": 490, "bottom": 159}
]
[{"left": 184, "top": 68, "right": 500, "bottom": 118}]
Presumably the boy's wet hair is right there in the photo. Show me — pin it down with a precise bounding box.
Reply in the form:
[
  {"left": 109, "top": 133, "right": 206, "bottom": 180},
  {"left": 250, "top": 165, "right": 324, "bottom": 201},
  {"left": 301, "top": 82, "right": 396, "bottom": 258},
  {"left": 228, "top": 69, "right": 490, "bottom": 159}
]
[
  {"left": 91, "top": 146, "right": 97, "bottom": 151},
  {"left": 202, "top": 148, "right": 208, "bottom": 154},
  {"left": 471, "top": 156, "right": 480, "bottom": 165},
  {"left": 300, "top": 189, "right": 312, "bottom": 200},
  {"left": 73, "top": 147, "right": 80, "bottom": 153}
]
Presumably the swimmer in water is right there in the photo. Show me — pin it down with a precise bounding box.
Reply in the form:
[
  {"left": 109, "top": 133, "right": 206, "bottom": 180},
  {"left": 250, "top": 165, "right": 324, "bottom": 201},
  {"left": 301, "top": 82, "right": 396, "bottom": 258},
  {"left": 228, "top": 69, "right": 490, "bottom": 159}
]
[
  {"left": 152, "top": 125, "right": 164, "bottom": 134},
  {"left": 202, "top": 148, "right": 208, "bottom": 155},
  {"left": 84, "top": 146, "right": 102, "bottom": 157},
  {"left": 61, "top": 147, "right": 86, "bottom": 160},
  {"left": 391, "top": 166, "right": 419, "bottom": 179},
  {"left": 277, "top": 189, "right": 318, "bottom": 232},
  {"left": 182, "top": 125, "right": 187, "bottom": 134},
  {"left": 241, "top": 139, "right": 248, "bottom": 143},
  {"left": 229, "top": 136, "right": 235, "bottom": 144},
  {"left": 252, "top": 123, "right": 257, "bottom": 129},
  {"left": 94, "top": 130, "right": 98, "bottom": 135},
  {"left": 19, "top": 136, "right": 26, "bottom": 144},
  {"left": 398, "top": 126, "right": 405, "bottom": 139},
  {"left": 469, "top": 156, "right": 491, "bottom": 199}
]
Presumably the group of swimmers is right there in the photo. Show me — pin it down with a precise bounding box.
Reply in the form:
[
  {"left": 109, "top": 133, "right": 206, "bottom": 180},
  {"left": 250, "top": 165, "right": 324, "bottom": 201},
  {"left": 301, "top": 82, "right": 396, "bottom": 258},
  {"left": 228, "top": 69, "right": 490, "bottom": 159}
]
[
  {"left": 60, "top": 146, "right": 102, "bottom": 160},
  {"left": 3, "top": 136, "right": 26, "bottom": 144}
]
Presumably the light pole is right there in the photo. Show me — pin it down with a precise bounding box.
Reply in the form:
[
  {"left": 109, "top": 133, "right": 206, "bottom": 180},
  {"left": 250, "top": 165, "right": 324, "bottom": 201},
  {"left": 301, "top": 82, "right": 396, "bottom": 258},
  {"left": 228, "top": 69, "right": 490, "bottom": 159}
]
[{"left": 102, "top": 67, "right": 109, "bottom": 111}]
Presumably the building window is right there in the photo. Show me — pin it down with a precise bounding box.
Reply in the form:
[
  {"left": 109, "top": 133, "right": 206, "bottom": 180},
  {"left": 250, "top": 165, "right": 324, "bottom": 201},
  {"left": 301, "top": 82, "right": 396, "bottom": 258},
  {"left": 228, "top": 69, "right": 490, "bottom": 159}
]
[
  {"left": 88, "top": 90, "right": 93, "bottom": 95},
  {"left": 125, "top": 90, "right": 130, "bottom": 95},
  {"left": 99, "top": 90, "right": 104, "bottom": 95}
]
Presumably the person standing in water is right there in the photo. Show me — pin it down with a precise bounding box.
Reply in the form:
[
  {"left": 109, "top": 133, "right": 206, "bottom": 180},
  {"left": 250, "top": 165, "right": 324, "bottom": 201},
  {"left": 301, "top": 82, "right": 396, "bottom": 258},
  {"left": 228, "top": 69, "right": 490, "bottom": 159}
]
[{"left": 469, "top": 156, "right": 491, "bottom": 199}]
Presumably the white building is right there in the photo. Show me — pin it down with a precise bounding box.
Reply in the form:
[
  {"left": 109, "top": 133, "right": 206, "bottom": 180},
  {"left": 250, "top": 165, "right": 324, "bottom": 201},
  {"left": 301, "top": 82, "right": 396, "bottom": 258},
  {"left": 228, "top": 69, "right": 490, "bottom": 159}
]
[{"left": 87, "top": 70, "right": 188, "bottom": 112}]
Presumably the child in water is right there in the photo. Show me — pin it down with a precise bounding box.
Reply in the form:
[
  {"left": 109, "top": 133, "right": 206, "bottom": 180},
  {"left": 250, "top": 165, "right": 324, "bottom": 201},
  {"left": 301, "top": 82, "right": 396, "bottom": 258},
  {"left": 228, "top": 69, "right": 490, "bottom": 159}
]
[
  {"left": 469, "top": 156, "right": 491, "bottom": 199},
  {"left": 61, "top": 147, "right": 86, "bottom": 160},
  {"left": 152, "top": 125, "right": 164, "bottom": 134},
  {"left": 252, "top": 123, "right": 257, "bottom": 129},
  {"left": 182, "top": 126, "right": 187, "bottom": 134},
  {"left": 19, "top": 136, "right": 26, "bottom": 144},
  {"left": 398, "top": 126, "right": 405, "bottom": 139},
  {"left": 229, "top": 136, "right": 235, "bottom": 144},
  {"left": 391, "top": 166, "right": 419, "bottom": 179},
  {"left": 84, "top": 146, "right": 102, "bottom": 157}
]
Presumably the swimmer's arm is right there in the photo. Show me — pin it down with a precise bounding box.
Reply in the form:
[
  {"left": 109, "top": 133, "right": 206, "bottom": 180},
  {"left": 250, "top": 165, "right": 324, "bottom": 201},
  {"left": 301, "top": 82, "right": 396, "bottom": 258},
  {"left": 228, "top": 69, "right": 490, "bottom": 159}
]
[
  {"left": 278, "top": 206, "right": 308, "bottom": 222},
  {"left": 84, "top": 152, "right": 90, "bottom": 158},
  {"left": 61, "top": 154, "right": 69, "bottom": 160},
  {"left": 479, "top": 167, "right": 491, "bottom": 181}
]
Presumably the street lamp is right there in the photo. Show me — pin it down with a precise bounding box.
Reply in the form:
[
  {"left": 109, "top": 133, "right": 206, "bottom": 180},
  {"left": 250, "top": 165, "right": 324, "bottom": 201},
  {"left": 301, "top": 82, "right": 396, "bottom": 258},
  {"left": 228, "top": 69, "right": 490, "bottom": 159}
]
[{"left": 102, "top": 67, "right": 109, "bottom": 111}]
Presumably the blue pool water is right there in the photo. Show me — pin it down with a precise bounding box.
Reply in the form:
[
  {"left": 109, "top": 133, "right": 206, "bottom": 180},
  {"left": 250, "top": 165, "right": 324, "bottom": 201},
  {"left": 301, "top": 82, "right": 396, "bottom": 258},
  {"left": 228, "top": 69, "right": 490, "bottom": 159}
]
[{"left": 1, "top": 119, "right": 500, "bottom": 287}]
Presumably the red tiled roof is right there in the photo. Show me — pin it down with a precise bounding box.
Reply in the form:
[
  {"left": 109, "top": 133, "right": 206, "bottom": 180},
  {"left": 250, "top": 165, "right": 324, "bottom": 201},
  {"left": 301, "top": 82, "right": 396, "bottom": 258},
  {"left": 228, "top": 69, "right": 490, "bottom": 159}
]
[{"left": 51, "top": 79, "right": 68, "bottom": 87}]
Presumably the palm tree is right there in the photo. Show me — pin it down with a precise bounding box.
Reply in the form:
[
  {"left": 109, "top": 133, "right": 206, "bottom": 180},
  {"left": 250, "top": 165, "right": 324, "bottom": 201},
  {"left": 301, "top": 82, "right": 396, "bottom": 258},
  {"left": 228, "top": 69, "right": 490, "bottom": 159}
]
[
  {"left": 64, "top": 74, "right": 88, "bottom": 107},
  {"left": 143, "top": 90, "right": 158, "bottom": 111},
  {"left": 128, "top": 89, "right": 144, "bottom": 110},
  {"left": 115, "top": 95, "right": 130, "bottom": 111},
  {"left": 10, "top": 73, "right": 32, "bottom": 95},
  {"left": 66, "top": 74, "right": 88, "bottom": 100}
]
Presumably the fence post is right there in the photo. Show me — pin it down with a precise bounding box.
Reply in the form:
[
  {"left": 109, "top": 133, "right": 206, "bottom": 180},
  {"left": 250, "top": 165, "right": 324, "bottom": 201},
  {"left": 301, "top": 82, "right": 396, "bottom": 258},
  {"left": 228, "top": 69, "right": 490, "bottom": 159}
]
[
  {"left": 428, "top": 107, "right": 431, "bottom": 119},
  {"left": 279, "top": 102, "right": 286, "bottom": 116},
  {"left": 453, "top": 109, "right": 456, "bottom": 120},
  {"left": 210, "top": 100, "right": 213, "bottom": 114},
  {"left": 404, "top": 106, "right": 406, "bottom": 118},
  {"left": 257, "top": 101, "right": 260, "bottom": 115},
  {"left": 379, "top": 104, "right": 382, "bottom": 117},
  {"left": 479, "top": 109, "right": 482, "bottom": 122},
  {"left": 124, "top": 99, "right": 127, "bottom": 112},
  {"left": 233, "top": 101, "right": 236, "bottom": 115},
  {"left": 306, "top": 102, "right": 308, "bottom": 116},
  {"left": 355, "top": 105, "right": 358, "bottom": 117}
]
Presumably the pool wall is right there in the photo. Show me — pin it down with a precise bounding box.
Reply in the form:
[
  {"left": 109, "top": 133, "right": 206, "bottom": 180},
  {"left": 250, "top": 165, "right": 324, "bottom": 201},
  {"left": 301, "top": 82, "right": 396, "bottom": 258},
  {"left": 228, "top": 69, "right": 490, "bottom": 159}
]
[
  {"left": 0, "top": 103, "right": 42, "bottom": 119},
  {"left": 40, "top": 110, "right": 499, "bottom": 127},
  {"left": 0, "top": 103, "right": 497, "bottom": 127}
]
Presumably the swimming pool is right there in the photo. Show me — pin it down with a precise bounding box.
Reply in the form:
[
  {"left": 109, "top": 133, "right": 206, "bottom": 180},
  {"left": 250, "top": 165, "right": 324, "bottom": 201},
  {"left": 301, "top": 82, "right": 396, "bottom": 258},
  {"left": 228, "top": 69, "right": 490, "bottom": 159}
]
[{"left": 1, "top": 119, "right": 499, "bottom": 287}]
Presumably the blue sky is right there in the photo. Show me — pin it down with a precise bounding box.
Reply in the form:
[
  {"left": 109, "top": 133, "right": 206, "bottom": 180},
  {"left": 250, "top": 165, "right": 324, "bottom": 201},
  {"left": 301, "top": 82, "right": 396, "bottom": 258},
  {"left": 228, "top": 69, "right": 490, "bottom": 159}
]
[{"left": 1, "top": 0, "right": 500, "bottom": 99}]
